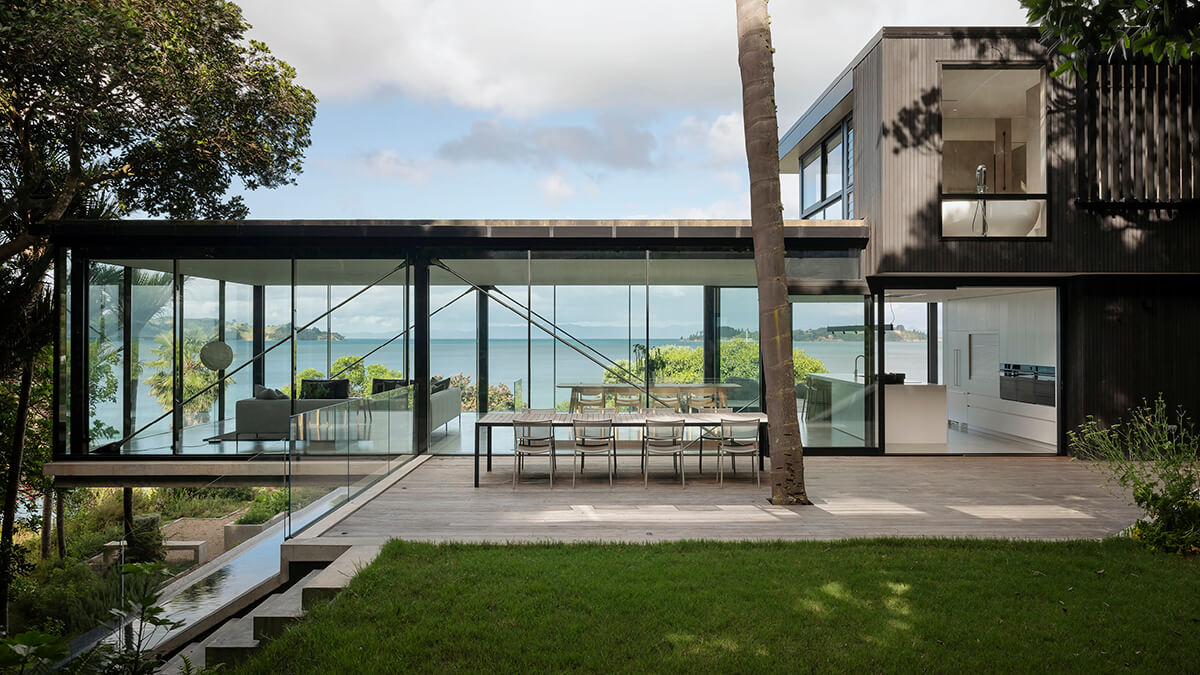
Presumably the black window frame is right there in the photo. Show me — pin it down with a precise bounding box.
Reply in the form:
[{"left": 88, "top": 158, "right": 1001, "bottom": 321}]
[{"left": 800, "top": 117, "right": 854, "bottom": 220}]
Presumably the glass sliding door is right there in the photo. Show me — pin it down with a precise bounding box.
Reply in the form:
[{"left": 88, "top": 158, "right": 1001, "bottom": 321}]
[{"left": 792, "top": 295, "right": 876, "bottom": 448}]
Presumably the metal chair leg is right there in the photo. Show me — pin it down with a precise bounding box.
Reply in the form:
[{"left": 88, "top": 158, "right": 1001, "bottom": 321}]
[{"left": 513, "top": 450, "right": 519, "bottom": 489}]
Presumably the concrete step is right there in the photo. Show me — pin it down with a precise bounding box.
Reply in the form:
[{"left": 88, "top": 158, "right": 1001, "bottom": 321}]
[
  {"left": 204, "top": 615, "right": 259, "bottom": 668},
  {"left": 301, "top": 545, "right": 382, "bottom": 610},
  {"left": 252, "top": 569, "right": 323, "bottom": 641},
  {"left": 158, "top": 640, "right": 205, "bottom": 674}
]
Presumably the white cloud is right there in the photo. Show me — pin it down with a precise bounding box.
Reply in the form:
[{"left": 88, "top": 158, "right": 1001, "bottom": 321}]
[
  {"left": 239, "top": 1, "right": 1028, "bottom": 120},
  {"left": 670, "top": 113, "right": 745, "bottom": 167},
  {"left": 662, "top": 196, "right": 750, "bottom": 220},
  {"left": 539, "top": 173, "right": 575, "bottom": 202},
  {"left": 360, "top": 150, "right": 432, "bottom": 183},
  {"left": 438, "top": 115, "right": 656, "bottom": 169}
]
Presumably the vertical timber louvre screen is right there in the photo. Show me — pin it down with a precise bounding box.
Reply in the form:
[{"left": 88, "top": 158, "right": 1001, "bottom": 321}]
[{"left": 1081, "top": 57, "right": 1198, "bottom": 208}]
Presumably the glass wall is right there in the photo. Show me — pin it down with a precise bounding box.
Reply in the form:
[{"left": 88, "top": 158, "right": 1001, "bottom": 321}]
[
  {"left": 128, "top": 264, "right": 174, "bottom": 443},
  {"left": 941, "top": 67, "right": 1047, "bottom": 237},
  {"left": 73, "top": 248, "right": 882, "bottom": 457},
  {"left": 86, "top": 262, "right": 125, "bottom": 449},
  {"left": 792, "top": 296, "right": 875, "bottom": 448}
]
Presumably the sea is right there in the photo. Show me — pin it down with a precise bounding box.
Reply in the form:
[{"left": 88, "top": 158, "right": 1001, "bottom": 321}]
[{"left": 96, "top": 338, "right": 940, "bottom": 437}]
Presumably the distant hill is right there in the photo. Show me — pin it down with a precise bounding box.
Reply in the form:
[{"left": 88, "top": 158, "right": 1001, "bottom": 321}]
[
  {"left": 146, "top": 318, "right": 344, "bottom": 341},
  {"left": 683, "top": 325, "right": 927, "bottom": 343}
]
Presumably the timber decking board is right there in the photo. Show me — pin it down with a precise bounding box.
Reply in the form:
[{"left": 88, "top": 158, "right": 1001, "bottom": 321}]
[{"left": 315, "top": 456, "right": 1140, "bottom": 544}]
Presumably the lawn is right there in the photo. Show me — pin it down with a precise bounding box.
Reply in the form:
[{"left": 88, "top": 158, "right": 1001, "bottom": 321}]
[{"left": 233, "top": 538, "right": 1199, "bottom": 673}]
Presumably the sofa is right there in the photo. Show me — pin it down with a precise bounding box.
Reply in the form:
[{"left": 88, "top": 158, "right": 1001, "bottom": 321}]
[
  {"left": 234, "top": 398, "right": 350, "bottom": 439},
  {"left": 234, "top": 386, "right": 463, "bottom": 439},
  {"left": 431, "top": 386, "right": 463, "bottom": 435}
]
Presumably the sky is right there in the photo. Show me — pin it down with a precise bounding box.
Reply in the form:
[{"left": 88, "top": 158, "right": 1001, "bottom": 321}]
[{"left": 227, "top": 0, "right": 1031, "bottom": 338}]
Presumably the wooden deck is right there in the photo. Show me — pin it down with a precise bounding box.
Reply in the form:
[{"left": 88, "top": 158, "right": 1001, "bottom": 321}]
[{"left": 314, "top": 456, "right": 1141, "bottom": 544}]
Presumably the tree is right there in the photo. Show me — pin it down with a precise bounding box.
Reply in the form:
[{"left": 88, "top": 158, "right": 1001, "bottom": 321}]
[
  {"left": 0, "top": 0, "right": 316, "bottom": 632},
  {"left": 143, "top": 329, "right": 234, "bottom": 426},
  {"left": 1023, "top": 0, "right": 1200, "bottom": 79},
  {"left": 735, "top": 0, "right": 811, "bottom": 505}
]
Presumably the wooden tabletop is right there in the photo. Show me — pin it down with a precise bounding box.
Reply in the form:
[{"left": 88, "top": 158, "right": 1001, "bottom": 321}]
[
  {"left": 476, "top": 411, "right": 766, "bottom": 426},
  {"left": 555, "top": 382, "right": 739, "bottom": 389}
]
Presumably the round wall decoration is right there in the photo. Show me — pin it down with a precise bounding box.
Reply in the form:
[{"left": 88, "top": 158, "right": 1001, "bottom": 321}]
[{"left": 199, "top": 340, "right": 234, "bottom": 371}]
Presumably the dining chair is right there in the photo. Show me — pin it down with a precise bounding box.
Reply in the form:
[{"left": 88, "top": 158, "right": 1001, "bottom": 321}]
[
  {"left": 696, "top": 406, "right": 733, "bottom": 473},
  {"left": 613, "top": 392, "right": 642, "bottom": 411},
  {"left": 570, "top": 414, "right": 615, "bottom": 487},
  {"left": 572, "top": 388, "right": 605, "bottom": 413},
  {"left": 513, "top": 414, "right": 556, "bottom": 488},
  {"left": 643, "top": 417, "right": 686, "bottom": 487},
  {"left": 647, "top": 392, "right": 681, "bottom": 412},
  {"left": 717, "top": 417, "right": 761, "bottom": 487},
  {"left": 687, "top": 389, "right": 718, "bottom": 412}
]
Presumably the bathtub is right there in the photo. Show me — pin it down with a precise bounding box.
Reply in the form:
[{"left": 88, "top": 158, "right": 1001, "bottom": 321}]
[{"left": 942, "top": 198, "right": 1045, "bottom": 237}]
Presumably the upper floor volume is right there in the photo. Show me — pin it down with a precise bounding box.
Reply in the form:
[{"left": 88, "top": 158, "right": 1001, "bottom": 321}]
[{"left": 778, "top": 27, "right": 1200, "bottom": 277}]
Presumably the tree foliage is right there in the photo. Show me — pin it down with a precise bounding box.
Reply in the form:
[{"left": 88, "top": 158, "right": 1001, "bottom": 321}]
[
  {"left": 1023, "top": 0, "right": 1200, "bottom": 79},
  {"left": 0, "top": 0, "right": 317, "bottom": 245},
  {"left": 602, "top": 340, "right": 827, "bottom": 387}
]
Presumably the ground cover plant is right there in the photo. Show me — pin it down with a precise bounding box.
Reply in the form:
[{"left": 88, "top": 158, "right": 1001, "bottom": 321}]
[{"left": 234, "top": 538, "right": 1199, "bottom": 673}]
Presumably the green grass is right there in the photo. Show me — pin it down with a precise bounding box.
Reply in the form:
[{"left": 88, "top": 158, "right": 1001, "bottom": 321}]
[{"left": 234, "top": 539, "right": 1199, "bottom": 673}]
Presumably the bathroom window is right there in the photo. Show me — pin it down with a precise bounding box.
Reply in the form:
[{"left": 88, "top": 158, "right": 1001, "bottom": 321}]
[{"left": 940, "top": 66, "right": 1047, "bottom": 238}]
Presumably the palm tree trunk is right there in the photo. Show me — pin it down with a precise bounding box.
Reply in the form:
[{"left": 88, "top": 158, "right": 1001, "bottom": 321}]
[
  {"left": 1, "top": 359, "right": 34, "bottom": 632},
  {"left": 735, "top": 0, "right": 810, "bottom": 505}
]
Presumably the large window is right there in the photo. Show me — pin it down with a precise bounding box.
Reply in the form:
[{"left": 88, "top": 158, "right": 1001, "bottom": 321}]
[
  {"left": 800, "top": 118, "right": 854, "bottom": 220},
  {"left": 941, "top": 66, "right": 1047, "bottom": 237}
]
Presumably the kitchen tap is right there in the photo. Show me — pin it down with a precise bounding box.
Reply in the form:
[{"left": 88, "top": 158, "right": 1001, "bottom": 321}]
[
  {"left": 975, "top": 164, "right": 988, "bottom": 194},
  {"left": 854, "top": 354, "right": 865, "bottom": 380}
]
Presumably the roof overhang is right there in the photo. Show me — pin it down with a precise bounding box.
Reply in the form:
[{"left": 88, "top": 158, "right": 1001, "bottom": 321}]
[{"left": 38, "top": 218, "right": 870, "bottom": 256}]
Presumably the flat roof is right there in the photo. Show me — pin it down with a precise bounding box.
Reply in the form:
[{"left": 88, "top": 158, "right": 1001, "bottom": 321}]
[{"left": 40, "top": 218, "right": 870, "bottom": 253}]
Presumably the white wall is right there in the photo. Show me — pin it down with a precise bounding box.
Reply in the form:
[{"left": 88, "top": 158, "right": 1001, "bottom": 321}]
[
  {"left": 942, "top": 288, "right": 1057, "bottom": 446},
  {"left": 943, "top": 288, "right": 1056, "bottom": 371}
]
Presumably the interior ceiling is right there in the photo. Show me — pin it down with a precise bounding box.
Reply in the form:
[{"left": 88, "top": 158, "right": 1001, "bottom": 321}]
[
  {"left": 96, "top": 257, "right": 758, "bottom": 287},
  {"left": 884, "top": 287, "right": 1054, "bottom": 303},
  {"left": 942, "top": 69, "right": 1040, "bottom": 119}
]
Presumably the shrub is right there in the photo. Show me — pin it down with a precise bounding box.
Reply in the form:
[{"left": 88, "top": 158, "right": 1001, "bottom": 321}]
[
  {"left": 1070, "top": 395, "right": 1200, "bottom": 555},
  {"left": 236, "top": 489, "right": 290, "bottom": 525},
  {"left": 127, "top": 514, "right": 164, "bottom": 563},
  {"left": 9, "top": 559, "right": 122, "bottom": 637}
]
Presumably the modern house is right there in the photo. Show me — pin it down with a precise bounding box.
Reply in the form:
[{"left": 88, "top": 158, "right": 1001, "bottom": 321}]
[
  {"left": 779, "top": 26, "right": 1199, "bottom": 456},
  {"left": 39, "top": 26, "right": 1199, "bottom": 488}
]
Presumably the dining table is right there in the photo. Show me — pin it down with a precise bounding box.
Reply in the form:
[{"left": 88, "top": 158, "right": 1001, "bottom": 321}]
[{"left": 471, "top": 410, "right": 767, "bottom": 487}]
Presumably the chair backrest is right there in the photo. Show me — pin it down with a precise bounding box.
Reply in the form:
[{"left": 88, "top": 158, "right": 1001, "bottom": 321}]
[
  {"left": 300, "top": 379, "right": 351, "bottom": 399},
  {"left": 644, "top": 418, "right": 684, "bottom": 446},
  {"left": 613, "top": 393, "right": 642, "bottom": 410},
  {"left": 687, "top": 391, "right": 717, "bottom": 412},
  {"left": 648, "top": 393, "right": 681, "bottom": 411},
  {"left": 572, "top": 414, "right": 614, "bottom": 443},
  {"left": 576, "top": 403, "right": 609, "bottom": 414},
  {"left": 720, "top": 418, "right": 760, "bottom": 445},
  {"left": 697, "top": 407, "right": 733, "bottom": 416},
  {"left": 370, "top": 378, "right": 410, "bottom": 395},
  {"left": 514, "top": 416, "right": 554, "bottom": 446}
]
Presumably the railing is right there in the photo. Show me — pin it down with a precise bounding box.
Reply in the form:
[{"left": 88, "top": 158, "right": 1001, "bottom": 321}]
[{"left": 284, "top": 385, "right": 416, "bottom": 537}]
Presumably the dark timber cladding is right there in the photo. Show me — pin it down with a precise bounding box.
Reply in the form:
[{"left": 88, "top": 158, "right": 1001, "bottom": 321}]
[
  {"left": 1062, "top": 276, "right": 1200, "bottom": 432},
  {"left": 857, "top": 29, "right": 1200, "bottom": 276}
]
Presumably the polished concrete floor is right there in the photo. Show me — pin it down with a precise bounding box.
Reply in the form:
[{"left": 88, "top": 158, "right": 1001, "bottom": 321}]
[{"left": 316, "top": 455, "right": 1140, "bottom": 544}]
